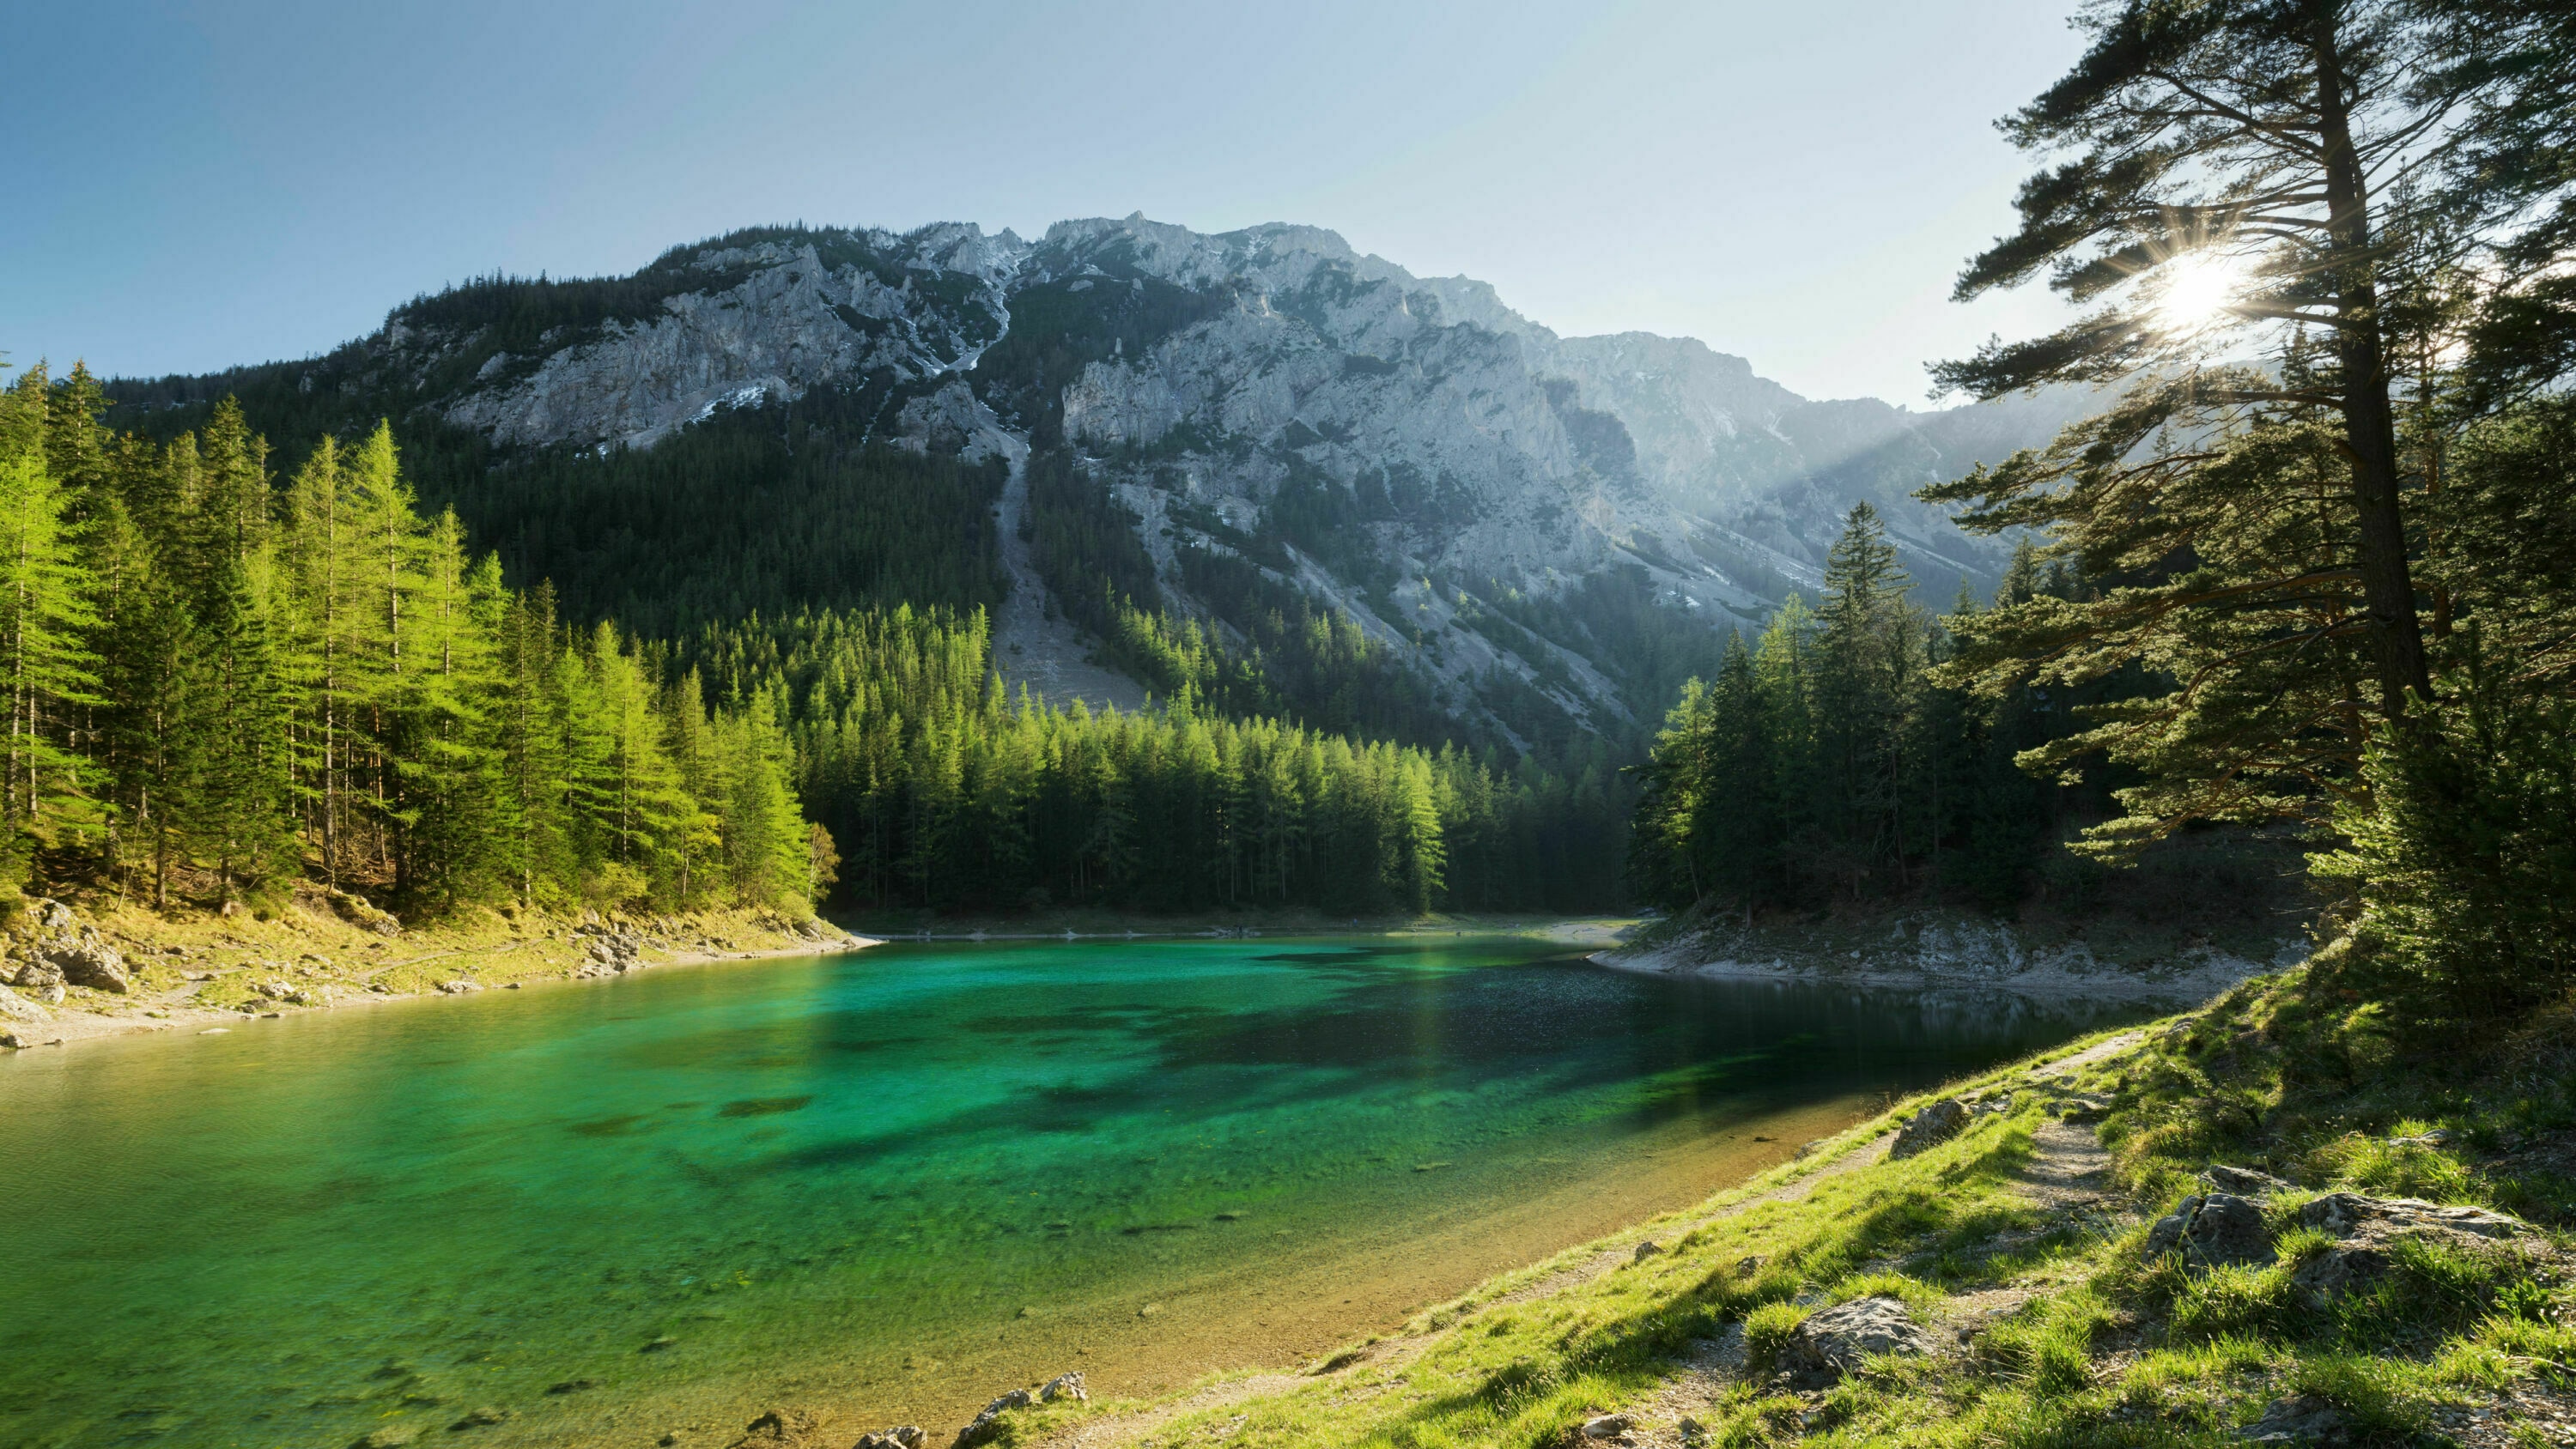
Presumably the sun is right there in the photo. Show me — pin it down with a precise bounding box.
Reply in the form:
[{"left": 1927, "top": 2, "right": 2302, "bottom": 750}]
[{"left": 2156, "top": 251, "right": 2250, "bottom": 330}]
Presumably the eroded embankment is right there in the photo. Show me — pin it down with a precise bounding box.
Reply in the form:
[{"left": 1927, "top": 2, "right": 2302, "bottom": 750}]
[{"left": 0, "top": 886, "right": 868, "bottom": 1052}]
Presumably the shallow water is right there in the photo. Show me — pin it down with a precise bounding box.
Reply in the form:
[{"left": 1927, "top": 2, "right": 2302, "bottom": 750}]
[{"left": 0, "top": 937, "right": 2144, "bottom": 1447}]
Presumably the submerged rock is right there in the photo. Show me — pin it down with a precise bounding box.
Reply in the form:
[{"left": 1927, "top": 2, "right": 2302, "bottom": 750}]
[
  {"left": 450, "top": 1406, "right": 511, "bottom": 1429},
  {"left": 350, "top": 1428, "right": 419, "bottom": 1449},
  {"left": 727, "top": 1407, "right": 821, "bottom": 1447},
  {"left": 1889, "top": 1099, "right": 1969, "bottom": 1159},
  {"left": 2142, "top": 1193, "right": 2275, "bottom": 1269},
  {"left": 1777, "top": 1295, "right": 1935, "bottom": 1387}
]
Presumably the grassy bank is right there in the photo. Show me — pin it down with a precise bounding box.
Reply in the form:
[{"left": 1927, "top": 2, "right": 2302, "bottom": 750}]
[
  {"left": 0, "top": 883, "right": 860, "bottom": 1048},
  {"left": 940, "top": 961, "right": 2575, "bottom": 1449}
]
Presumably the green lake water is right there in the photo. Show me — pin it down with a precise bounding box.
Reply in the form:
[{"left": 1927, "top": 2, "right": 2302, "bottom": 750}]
[{"left": 0, "top": 937, "right": 2148, "bottom": 1448}]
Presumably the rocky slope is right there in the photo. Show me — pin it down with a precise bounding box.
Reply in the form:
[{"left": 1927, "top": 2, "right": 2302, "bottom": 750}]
[{"left": 130, "top": 215, "right": 2094, "bottom": 730}]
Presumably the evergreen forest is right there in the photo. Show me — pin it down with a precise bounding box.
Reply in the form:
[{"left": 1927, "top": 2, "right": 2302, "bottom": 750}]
[{"left": 1630, "top": 0, "right": 2576, "bottom": 1033}]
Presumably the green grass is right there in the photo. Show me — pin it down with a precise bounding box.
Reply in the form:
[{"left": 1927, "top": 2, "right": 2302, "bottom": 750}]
[{"left": 975, "top": 966, "right": 2576, "bottom": 1448}]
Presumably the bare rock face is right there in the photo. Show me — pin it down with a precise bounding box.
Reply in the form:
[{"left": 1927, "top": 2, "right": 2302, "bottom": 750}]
[
  {"left": 2142, "top": 1193, "right": 2276, "bottom": 1269},
  {"left": 1777, "top": 1295, "right": 1935, "bottom": 1387},
  {"left": 1889, "top": 1099, "right": 1971, "bottom": 1160},
  {"left": 311, "top": 215, "right": 2081, "bottom": 746}
]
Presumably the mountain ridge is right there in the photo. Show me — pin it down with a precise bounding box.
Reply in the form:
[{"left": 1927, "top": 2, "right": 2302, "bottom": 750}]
[{"left": 108, "top": 215, "right": 2092, "bottom": 745}]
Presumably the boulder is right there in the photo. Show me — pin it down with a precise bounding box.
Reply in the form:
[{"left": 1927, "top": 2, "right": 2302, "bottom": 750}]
[
  {"left": 0, "top": 983, "right": 48, "bottom": 1023},
  {"left": 47, "top": 939, "right": 127, "bottom": 993},
  {"left": 2202, "top": 1165, "right": 2292, "bottom": 1197},
  {"left": 1776, "top": 1295, "right": 1935, "bottom": 1387},
  {"left": 2142, "top": 1193, "right": 2275, "bottom": 1269},
  {"left": 2234, "top": 1394, "right": 2350, "bottom": 1445},
  {"left": 437, "top": 979, "right": 482, "bottom": 995},
  {"left": 1890, "top": 1099, "right": 1970, "bottom": 1160},
  {"left": 7, "top": 955, "right": 62, "bottom": 991},
  {"left": 854, "top": 1428, "right": 927, "bottom": 1449},
  {"left": 952, "top": 1388, "right": 1035, "bottom": 1448},
  {"left": 1580, "top": 1413, "right": 1637, "bottom": 1440}
]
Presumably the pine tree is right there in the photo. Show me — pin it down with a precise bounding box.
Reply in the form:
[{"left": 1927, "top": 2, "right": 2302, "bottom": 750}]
[{"left": 0, "top": 372, "right": 103, "bottom": 881}]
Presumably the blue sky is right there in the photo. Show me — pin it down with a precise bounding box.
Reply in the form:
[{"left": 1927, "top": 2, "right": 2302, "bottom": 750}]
[{"left": 5, "top": 0, "right": 2087, "bottom": 403}]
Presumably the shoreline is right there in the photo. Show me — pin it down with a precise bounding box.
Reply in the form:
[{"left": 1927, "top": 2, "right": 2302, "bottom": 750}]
[
  {"left": 2, "top": 909, "right": 884, "bottom": 1054},
  {"left": 3, "top": 915, "right": 1635, "bottom": 1057},
  {"left": 1593, "top": 914, "right": 2309, "bottom": 1004}
]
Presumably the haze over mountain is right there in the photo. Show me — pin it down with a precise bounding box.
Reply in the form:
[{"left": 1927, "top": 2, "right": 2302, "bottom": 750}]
[{"left": 115, "top": 215, "right": 2087, "bottom": 746}]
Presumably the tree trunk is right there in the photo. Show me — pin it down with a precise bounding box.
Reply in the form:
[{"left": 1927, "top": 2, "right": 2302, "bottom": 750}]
[{"left": 2312, "top": 4, "right": 2433, "bottom": 715}]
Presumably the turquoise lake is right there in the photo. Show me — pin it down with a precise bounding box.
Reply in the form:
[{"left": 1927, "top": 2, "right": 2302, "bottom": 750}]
[{"left": 0, "top": 937, "right": 2148, "bottom": 1448}]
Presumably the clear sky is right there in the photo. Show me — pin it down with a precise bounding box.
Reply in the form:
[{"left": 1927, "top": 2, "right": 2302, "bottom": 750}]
[{"left": 5, "top": 0, "right": 2090, "bottom": 404}]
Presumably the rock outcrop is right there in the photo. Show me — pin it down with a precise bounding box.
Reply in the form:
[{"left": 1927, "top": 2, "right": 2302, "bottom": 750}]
[
  {"left": 2142, "top": 1192, "right": 2277, "bottom": 1269},
  {"left": 0, "top": 983, "right": 49, "bottom": 1022},
  {"left": 1890, "top": 1099, "right": 1970, "bottom": 1160},
  {"left": 2285, "top": 1192, "right": 2533, "bottom": 1307},
  {"left": 1777, "top": 1296, "right": 1935, "bottom": 1387},
  {"left": 951, "top": 1388, "right": 1033, "bottom": 1449}
]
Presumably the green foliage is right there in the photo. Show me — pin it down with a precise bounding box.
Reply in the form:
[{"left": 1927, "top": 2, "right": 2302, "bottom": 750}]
[
  {"left": 678, "top": 605, "right": 1616, "bottom": 916},
  {"left": 1628, "top": 506, "right": 2127, "bottom": 915},
  {"left": 2315, "top": 638, "right": 2576, "bottom": 1027},
  {"left": 0, "top": 369, "right": 817, "bottom": 917}
]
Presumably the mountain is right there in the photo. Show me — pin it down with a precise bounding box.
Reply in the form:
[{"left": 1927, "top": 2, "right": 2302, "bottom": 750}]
[{"left": 109, "top": 215, "right": 2093, "bottom": 751}]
